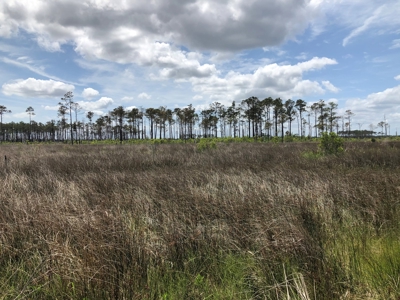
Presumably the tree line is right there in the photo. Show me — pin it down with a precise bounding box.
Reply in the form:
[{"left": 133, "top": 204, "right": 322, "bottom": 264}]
[{"left": 0, "top": 92, "right": 390, "bottom": 143}]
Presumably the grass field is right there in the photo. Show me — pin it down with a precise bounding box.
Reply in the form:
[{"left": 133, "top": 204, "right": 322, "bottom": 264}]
[{"left": 0, "top": 140, "right": 400, "bottom": 299}]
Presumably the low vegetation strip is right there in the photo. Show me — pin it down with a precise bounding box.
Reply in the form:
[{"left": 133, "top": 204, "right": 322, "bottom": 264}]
[{"left": 0, "top": 142, "right": 400, "bottom": 299}]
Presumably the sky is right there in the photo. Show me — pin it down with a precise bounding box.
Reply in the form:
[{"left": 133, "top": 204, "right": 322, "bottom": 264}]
[{"left": 0, "top": 0, "right": 400, "bottom": 133}]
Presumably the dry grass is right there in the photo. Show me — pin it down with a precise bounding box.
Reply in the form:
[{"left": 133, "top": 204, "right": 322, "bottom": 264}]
[{"left": 0, "top": 141, "right": 400, "bottom": 299}]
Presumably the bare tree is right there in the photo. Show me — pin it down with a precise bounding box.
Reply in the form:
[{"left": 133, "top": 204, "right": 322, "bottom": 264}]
[
  {"left": 295, "top": 99, "right": 307, "bottom": 138},
  {"left": 111, "top": 106, "right": 126, "bottom": 144},
  {"left": 0, "top": 105, "right": 12, "bottom": 142},
  {"left": 345, "top": 110, "right": 354, "bottom": 136},
  {"left": 86, "top": 111, "right": 94, "bottom": 140},
  {"left": 26, "top": 106, "right": 35, "bottom": 141},
  {"left": 72, "top": 102, "right": 82, "bottom": 143},
  {"left": 59, "top": 91, "right": 75, "bottom": 144}
]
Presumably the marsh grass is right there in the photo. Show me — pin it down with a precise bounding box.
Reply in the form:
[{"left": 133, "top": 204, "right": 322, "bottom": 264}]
[{"left": 0, "top": 141, "right": 400, "bottom": 299}]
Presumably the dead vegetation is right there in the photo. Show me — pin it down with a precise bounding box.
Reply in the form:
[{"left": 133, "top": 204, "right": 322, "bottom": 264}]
[{"left": 0, "top": 141, "right": 400, "bottom": 299}]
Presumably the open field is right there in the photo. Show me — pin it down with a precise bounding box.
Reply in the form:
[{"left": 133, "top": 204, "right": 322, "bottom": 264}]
[{"left": 1, "top": 141, "right": 400, "bottom": 299}]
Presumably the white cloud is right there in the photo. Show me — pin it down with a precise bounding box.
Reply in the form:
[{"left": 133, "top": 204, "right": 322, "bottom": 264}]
[
  {"left": 390, "top": 39, "right": 400, "bottom": 49},
  {"left": 1, "top": 57, "right": 76, "bottom": 84},
  {"left": 77, "top": 97, "right": 114, "bottom": 111},
  {"left": 1, "top": 1, "right": 399, "bottom": 72},
  {"left": 76, "top": 39, "right": 218, "bottom": 80},
  {"left": 0, "top": 0, "right": 318, "bottom": 53},
  {"left": 43, "top": 98, "right": 113, "bottom": 114},
  {"left": 190, "top": 57, "right": 338, "bottom": 103},
  {"left": 193, "top": 95, "right": 203, "bottom": 100},
  {"left": 295, "top": 52, "right": 308, "bottom": 60},
  {"left": 342, "top": 8, "right": 381, "bottom": 47},
  {"left": 36, "top": 34, "right": 64, "bottom": 52},
  {"left": 395, "top": 75, "right": 400, "bottom": 81},
  {"left": 345, "top": 85, "right": 400, "bottom": 125},
  {"left": 322, "top": 81, "right": 339, "bottom": 93},
  {"left": 91, "top": 110, "right": 106, "bottom": 116},
  {"left": 2, "top": 78, "right": 74, "bottom": 97},
  {"left": 138, "top": 93, "right": 151, "bottom": 100},
  {"left": 343, "top": 85, "right": 400, "bottom": 126},
  {"left": 0, "top": 0, "right": 322, "bottom": 82},
  {"left": 44, "top": 105, "right": 59, "bottom": 111},
  {"left": 340, "top": 4, "right": 400, "bottom": 46},
  {"left": 297, "top": 57, "right": 337, "bottom": 72},
  {"left": 327, "top": 98, "right": 339, "bottom": 104},
  {"left": 122, "top": 96, "right": 134, "bottom": 102},
  {"left": 3, "top": 0, "right": 399, "bottom": 92},
  {"left": 126, "top": 105, "right": 137, "bottom": 111},
  {"left": 82, "top": 87, "right": 99, "bottom": 99},
  {"left": 262, "top": 47, "right": 287, "bottom": 57},
  {"left": 307, "top": 1, "right": 400, "bottom": 46},
  {"left": 13, "top": 112, "right": 29, "bottom": 119}
]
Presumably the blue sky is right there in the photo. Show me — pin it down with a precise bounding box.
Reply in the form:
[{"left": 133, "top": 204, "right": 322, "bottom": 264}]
[{"left": 0, "top": 0, "right": 399, "bottom": 133}]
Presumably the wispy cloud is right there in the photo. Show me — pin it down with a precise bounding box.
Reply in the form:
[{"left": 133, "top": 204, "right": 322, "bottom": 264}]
[
  {"left": 343, "top": 5, "right": 383, "bottom": 47},
  {"left": 322, "top": 81, "right": 339, "bottom": 93},
  {"left": 390, "top": 39, "right": 400, "bottom": 49},
  {"left": 1, "top": 57, "right": 80, "bottom": 86}
]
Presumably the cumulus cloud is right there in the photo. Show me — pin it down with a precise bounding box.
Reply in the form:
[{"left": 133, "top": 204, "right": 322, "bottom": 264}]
[
  {"left": 345, "top": 85, "right": 400, "bottom": 126},
  {"left": 138, "top": 93, "right": 151, "bottom": 100},
  {"left": 77, "top": 97, "right": 114, "bottom": 111},
  {"left": 0, "top": 0, "right": 325, "bottom": 83},
  {"left": 190, "top": 57, "right": 338, "bottom": 103},
  {"left": 1, "top": 2, "right": 218, "bottom": 82},
  {"left": 2, "top": 1, "right": 399, "bottom": 65},
  {"left": 3, "top": 0, "right": 398, "bottom": 87},
  {"left": 2, "top": 78, "right": 74, "bottom": 97},
  {"left": 82, "top": 87, "right": 99, "bottom": 99},
  {"left": 77, "top": 39, "right": 218, "bottom": 80},
  {"left": 395, "top": 75, "right": 400, "bottom": 81},
  {"left": 0, "top": 0, "right": 318, "bottom": 53}
]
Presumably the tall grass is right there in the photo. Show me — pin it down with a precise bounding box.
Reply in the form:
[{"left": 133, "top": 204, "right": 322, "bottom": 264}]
[{"left": 0, "top": 141, "right": 400, "bottom": 299}]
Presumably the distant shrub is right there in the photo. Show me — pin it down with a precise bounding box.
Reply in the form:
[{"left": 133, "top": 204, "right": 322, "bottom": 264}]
[
  {"left": 271, "top": 136, "right": 280, "bottom": 144},
  {"left": 318, "top": 132, "right": 344, "bottom": 155},
  {"left": 284, "top": 135, "right": 294, "bottom": 143},
  {"left": 371, "top": 138, "right": 376, "bottom": 143},
  {"left": 197, "top": 139, "right": 217, "bottom": 151}
]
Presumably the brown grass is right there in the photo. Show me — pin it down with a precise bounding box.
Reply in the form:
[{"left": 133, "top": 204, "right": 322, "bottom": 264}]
[{"left": 0, "top": 141, "right": 400, "bottom": 299}]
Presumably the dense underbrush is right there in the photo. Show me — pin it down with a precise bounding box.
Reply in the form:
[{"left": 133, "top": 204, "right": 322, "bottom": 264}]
[{"left": 0, "top": 141, "right": 400, "bottom": 299}]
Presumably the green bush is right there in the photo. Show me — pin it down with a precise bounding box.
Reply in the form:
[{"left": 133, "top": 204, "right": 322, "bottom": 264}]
[
  {"left": 284, "top": 135, "right": 294, "bottom": 143},
  {"left": 196, "top": 139, "right": 217, "bottom": 151},
  {"left": 318, "top": 132, "right": 344, "bottom": 155}
]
